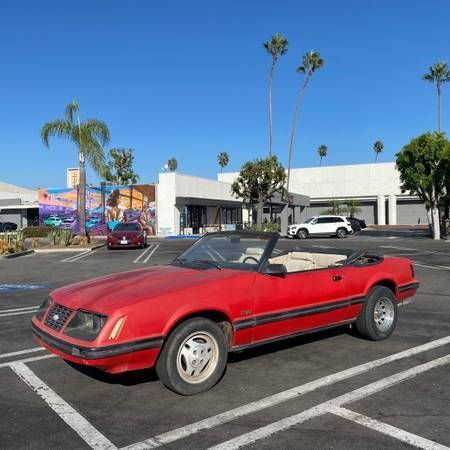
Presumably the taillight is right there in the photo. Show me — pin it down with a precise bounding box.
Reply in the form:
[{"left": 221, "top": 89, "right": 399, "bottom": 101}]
[{"left": 410, "top": 263, "right": 415, "bottom": 278}]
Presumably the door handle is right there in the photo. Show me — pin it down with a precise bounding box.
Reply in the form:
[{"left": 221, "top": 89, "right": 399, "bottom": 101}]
[{"left": 332, "top": 275, "right": 344, "bottom": 281}]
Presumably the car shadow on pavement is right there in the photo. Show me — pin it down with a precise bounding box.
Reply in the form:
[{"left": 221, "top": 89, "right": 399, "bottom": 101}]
[
  {"left": 228, "top": 326, "right": 352, "bottom": 363},
  {"left": 65, "top": 360, "right": 159, "bottom": 386}
]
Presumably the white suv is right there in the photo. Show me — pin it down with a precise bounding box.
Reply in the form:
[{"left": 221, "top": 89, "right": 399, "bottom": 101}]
[{"left": 287, "top": 215, "right": 353, "bottom": 239}]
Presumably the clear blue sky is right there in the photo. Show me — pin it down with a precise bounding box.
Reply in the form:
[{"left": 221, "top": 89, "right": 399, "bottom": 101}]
[{"left": 1, "top": 0, "right": 449, "bottom": 189}]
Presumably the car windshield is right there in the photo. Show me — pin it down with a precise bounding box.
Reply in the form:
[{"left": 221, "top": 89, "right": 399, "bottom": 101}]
[
  {"left": 304, "top": 217, "right": 315, "bottom": 223},
  {"left": 173, "top": 232, "right": 275, "bottom": 271},
  {"left": 114, "top": 223, "right": 141, "bottom": 231}
]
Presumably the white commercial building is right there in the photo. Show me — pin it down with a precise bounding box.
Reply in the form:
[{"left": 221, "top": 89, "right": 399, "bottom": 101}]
[
  {"left": 218, "top": 162, "right": 428, "bottom": 226},
  {"left": 0, "top": 181, "right": 39, "bottom": 228}
]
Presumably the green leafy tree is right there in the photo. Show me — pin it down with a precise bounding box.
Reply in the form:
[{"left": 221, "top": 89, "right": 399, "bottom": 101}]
[
  {"left": 322, "top": 199, "right": 345, "bottom": 215},
  {"left": 286, "top": 51, "right": 324, "bottom": 194},
  {"left": 373, "top": 140, "right": 384, "bottom": 162},
  {"left": 346, "top": 199, "right": 361, "bottom": 217},
  {"left": 423, "top": 61, "right": 450, "bottom": 132},
  {"left": 317, "top": 144, "right": 328, "bottom": 166},
  {"left": 231, "top": 156, "right": 286, "bottom": 229},
  {"left": 167, "top": 157, "right": 178, "bottom": 171},
  {"left": 41, "top": 101, "right": 110, "bottom": 236},
  {"left": 103, "top": 148, "right": 139, "bottom": 185},
  {"left": 217, "top": 151, "right": 230, "bottom": 173},
  {"left": 263, "top": 33, "right": 288, "bottom": 157},
  {"left": 396, "top": 132, "right": 450, "bottom": 240}
]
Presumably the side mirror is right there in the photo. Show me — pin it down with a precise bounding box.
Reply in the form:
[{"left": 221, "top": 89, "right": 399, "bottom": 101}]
[{"left": 263, "top": 263, "right": 287, "bottom": 277}]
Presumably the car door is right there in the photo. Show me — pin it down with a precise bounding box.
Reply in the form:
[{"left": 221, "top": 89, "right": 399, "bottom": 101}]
[
  {"left": 315, "top": 217, "right": 334, "bottom": 234},
  {"left": 250, "top": 265, "right": 349, "bottom": 344}
]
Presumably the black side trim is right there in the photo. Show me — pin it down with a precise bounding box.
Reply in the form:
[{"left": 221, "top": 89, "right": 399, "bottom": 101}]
[
  {"left": 231, "top": 320, "right": 355, "bottom": 352},
  {"left": 233, "top": 296, "right": 365, "bottom": 331},
  {"left": 398, "top": 282, "right": 420, "bottom": 293},
  {"left": 31, "top": 321, "right": 164, "bottom": 360}
]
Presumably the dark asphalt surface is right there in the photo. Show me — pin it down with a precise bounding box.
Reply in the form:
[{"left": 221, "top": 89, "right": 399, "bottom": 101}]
[{"left": 0, "top": 229, "right": 449, "bottom": 449}]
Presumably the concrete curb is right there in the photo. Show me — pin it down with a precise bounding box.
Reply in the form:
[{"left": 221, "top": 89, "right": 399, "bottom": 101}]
[
  {"left": 0, "top": 249, "right": 34, "bottom": 259},
  {"left": 33, "top": 242, "right": 105, "bottom": 253}
]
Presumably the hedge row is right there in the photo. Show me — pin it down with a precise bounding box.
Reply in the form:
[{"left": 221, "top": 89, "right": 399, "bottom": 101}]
[{"left": 22, "top": 226, "right": 53, "bottom": 238}]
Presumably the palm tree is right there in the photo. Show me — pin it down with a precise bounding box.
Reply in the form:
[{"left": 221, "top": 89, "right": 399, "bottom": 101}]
[
  {"left": 373, "top": 140, "right": 384, "bottom": 162},
  {"left": 286, "top": 51, "right": 324, "bottom": 194},
  {"left": 41, "top": 101, "right": 110, "bottom": 236},
  {"left": 346, "top": 199, "right": 361, "bottom": 217},
  {"left": 263, "top": 33, "right": 288, "bottom": 157},
  {"left": 167, "top": 157, "right": 178, "bottom": 171},
  {"left": 423, "top": 61, "right": 450, "bottom": 132},
  {"left": 317, "top": 144, "right": 328, "bottom": 166},
  {"left": 217, "top": 151, "right": 229, "bottom": 172}
]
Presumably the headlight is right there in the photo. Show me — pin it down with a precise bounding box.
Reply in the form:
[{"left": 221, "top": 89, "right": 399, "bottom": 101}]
[
  {"left": 64, "top": 310, "right": 107, "bottom": 341},
  {"left": 35, "top": 297, "right": 52, "bottom": 321}
]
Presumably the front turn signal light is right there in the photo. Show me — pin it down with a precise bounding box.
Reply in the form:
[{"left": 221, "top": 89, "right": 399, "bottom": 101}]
[{"left": 109, "top": 317, "right": 126, "bottom": 340}]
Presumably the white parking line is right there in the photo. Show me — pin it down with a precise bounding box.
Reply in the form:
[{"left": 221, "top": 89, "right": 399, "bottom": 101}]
[
  {"left": 0, "top": 306, "right": 38, "bottom": 313},
  {"left": 333, "top": 407, "right": 448, "bottom": 450},
  {"left": 0, "top": 346, "right": 44, "bottom": 360},
  {"left": 62, "top": 250, "right": 93, "bottom": 263},
  {"left": 0, "top": 309, "right": 39, "bottom": 318},
  {"left": 10, "top": 362, "right": 117, "bottom": 449},
  {"left": 209, "top": 355, "right": 450, "bottom": 450},
  {"left": 133, "top": 245, "right": 154, "bottom": 264},
  {"left": 0, "top": 353, "right": 55, "bottom": 369},
  {"left": 142, "top": 244, "right": 159, "bottom": 264},
  {"left": 414, "top": 263, "right": 450, "bottom": 271},
  {"left": 122, "top": 336, "right": 450, "bottom": 450}
]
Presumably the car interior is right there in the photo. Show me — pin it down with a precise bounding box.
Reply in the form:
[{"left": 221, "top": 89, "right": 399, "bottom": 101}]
[{"left": 268, "top": 251, "right": 347, "bottom": 272}]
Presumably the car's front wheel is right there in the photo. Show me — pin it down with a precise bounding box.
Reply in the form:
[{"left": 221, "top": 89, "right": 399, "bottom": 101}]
[
  {"left": 156, "top": 317, "right": 228, "bottom": 395},
  {"left": 355, "top": 286, "right": 398, "bottom": 340},
  {"left": 296, "top": 228, "right": 308, "bottom": 239}
]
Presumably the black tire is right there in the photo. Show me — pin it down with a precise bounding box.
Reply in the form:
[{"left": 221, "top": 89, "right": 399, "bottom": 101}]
[
  {"left": 156, "top": 317, "right": 228, "bottom": 395},
  {"left": 296, "top": 228, "right": 308, "bottom": 240},
  {"left": 356, "top": 286, "right": 398, "bottom": 340},
  {"left": 336, "top": 227, "right": 347, "bottom": 239}
]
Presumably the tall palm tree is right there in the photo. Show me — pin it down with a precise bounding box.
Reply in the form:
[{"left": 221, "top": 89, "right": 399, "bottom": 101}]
[
  {"left": 167, "top": 157, "right": 178, "bottom": 171},
  {"left": 217, "top": 151, "right": 229, "bottom": 172},
  {"left": 286, "top": 51, "right": 324, "bottom": 194},
  {"left": 423, "top": 61, "right": 450, "bottom": 132},
  {"left": 373, "top": 140, "right": 384, "bottom": 162},
  {"left": 317, "top": 144, "right": 328, "bottom": 166},
  {"left": 263, "top": 33, "right": 288, "bottom": 157},
  {"left": 41, "top": 101, "right": 110, "bottom": 236}
]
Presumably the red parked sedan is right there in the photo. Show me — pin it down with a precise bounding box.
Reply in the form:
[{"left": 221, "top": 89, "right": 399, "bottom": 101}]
[
  {"left": 32, "top": 232, "right": 419, "bottom": 395},
  {"left": 107, "top": 222, "right": 147, "bottom": 249}
]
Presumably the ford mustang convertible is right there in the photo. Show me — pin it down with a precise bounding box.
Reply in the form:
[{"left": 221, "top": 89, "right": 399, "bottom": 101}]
[{"left": 31, "top": 232, "right": 419, "bottom": 395}]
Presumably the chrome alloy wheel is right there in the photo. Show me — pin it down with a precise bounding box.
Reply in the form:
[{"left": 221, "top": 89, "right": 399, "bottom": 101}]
[
  {"left": 176, "top": 331, "right": 219, "bottom": 384},
  {"left": 373, "top": 297, "right": 394, "bottom": 332}
]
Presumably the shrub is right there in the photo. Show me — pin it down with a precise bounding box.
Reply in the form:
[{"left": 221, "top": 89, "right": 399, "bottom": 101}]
[
  {"left": 47, "top": 228, "right": 74, "bottom": 247},
  {"left": 0, "top": 232, "right": 25, "bottom": 255},
  {"left": 22, "top": 226, "right": 53, "bottom": 238}
]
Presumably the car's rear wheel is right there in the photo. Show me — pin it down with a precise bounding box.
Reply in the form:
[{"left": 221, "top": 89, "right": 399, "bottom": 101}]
[
  {"left": 156, "top": 317, "right": 228, "bottom": 395},
  {"left": 336, "top": 227, "right": 347, "bottom": 239},
  {"left": 296, "top": 228, "right": 308, "bottom": 240},
  {"left": 356, "top": 286, "right": 398, "bottom": 340}
]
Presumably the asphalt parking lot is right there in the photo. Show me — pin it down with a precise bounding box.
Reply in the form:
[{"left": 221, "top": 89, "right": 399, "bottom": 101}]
[{"left": 1, "top": 230, "right": 449, "bottom": 449}]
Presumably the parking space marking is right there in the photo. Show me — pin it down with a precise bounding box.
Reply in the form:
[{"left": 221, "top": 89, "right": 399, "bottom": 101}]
[
  {"left": 208, "top": 355, "right": 450, "bottom": 450},
  {"left": 10, "top": 362, "right": 117, "bottom": 449},
  {"left": 332, "top": 407, "right": 449, "bottom": 450},
  {"left": 133, "top": 245, "right": 155, "bottom": 264},
  {"left": 0, "top": 306, "right": 38, "bottom": 313},
  {"left": 0, "top": 354, "right": 55, "bottom": 369},
  {"left": 123, "top": 336, "right": 450, "bottom": 450},
  {"left": 142, "top": 244, "right": 159, "bottom": 263},
  {"left": 0, "top": 308, "right": 39, "bottom": 318},
  {"left": 0, "top": 346, "right": 44, "bottom": 360},
  {"left": 62, "top": 250, "right": 94, "bottom": 263},
  {"left": 414, "top": 263, "right": 450, "bottom": 271}
]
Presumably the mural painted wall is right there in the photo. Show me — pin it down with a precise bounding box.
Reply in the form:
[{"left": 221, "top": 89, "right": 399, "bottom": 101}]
[{"left": 38, "top": 184, "right": 156, "bottom": 235}]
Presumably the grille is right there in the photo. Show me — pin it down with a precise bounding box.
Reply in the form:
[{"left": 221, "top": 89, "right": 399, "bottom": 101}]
[{"left": 44, "top": 303, "right": 74, "bottom": 331}]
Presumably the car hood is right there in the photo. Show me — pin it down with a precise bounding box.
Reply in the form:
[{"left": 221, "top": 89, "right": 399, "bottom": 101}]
[{"left": 50, "top": 264, "right": 247, "bottom": 314}]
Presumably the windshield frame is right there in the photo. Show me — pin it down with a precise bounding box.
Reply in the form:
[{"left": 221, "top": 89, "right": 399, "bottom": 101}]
[
  {"left": 113, "top": 223, "right": 142, "bottom": 232},
  {"left": 171, "top": 231, "right": 279, "bottom": 272}
]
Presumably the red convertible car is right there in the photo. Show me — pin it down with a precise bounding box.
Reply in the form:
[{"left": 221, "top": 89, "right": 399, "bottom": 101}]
[{"left": 32, "top": 232, "right": 419, "bottom": 395}]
